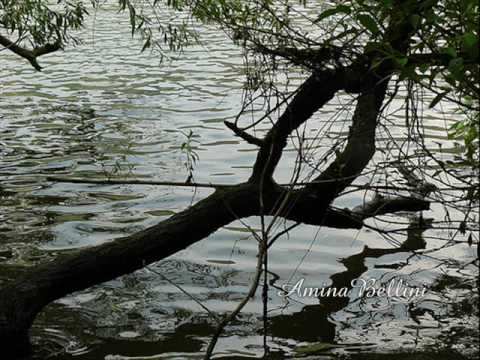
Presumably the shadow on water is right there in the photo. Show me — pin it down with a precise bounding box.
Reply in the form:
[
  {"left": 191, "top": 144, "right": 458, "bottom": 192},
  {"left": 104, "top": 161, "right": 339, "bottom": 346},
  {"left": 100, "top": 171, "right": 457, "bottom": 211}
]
[
  {"left": 51, "top": 332, "right": 205, "bottom": 360},
  {"left": 33, "top": 313, "right": 214, "bottom": 360},
  {"left": 269, "top": 216, "right": 431, "bottom": 344}
]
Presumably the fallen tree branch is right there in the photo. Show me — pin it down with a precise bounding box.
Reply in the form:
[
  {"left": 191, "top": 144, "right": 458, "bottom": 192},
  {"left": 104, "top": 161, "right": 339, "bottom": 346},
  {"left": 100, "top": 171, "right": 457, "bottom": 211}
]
[
  {"left": 0, "top": 182, "right": 255, "bottom": 356},
  {"left": 46, "top": 175, "right": 428, "bottom": 229},
  {"left": 293, "top": 194, "right": 430, "bottom": 229},
  {"left": 0, "top": 177, "right": 432, "bottom": 356}
]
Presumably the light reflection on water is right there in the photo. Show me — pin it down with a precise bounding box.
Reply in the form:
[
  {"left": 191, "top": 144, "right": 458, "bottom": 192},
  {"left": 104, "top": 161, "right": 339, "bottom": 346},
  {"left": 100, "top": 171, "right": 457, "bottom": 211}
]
[{"left": 0, "top": 3, "right": 478, "bottom": 360}]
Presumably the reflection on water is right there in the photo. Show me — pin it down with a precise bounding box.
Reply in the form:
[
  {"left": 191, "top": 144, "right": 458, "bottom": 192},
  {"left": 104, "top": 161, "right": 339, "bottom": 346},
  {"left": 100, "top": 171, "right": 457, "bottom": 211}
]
[
  {"left": 270, "top": 215, "right": 429, "bottom": 345},
  {"left": 0, "top": 2, "right": 478, "bottom": 359}
]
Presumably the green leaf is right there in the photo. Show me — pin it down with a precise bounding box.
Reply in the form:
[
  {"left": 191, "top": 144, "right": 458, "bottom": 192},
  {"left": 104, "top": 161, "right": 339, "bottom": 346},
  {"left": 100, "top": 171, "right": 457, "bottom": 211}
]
[
  {"left": 382, "top": 0, "right": 394, "bottom": 8},
  {"left": 396, "top": 57, "right": 408, "bottom": 67},
  {"left": 463, "top": 32, "right": 478, "bottom": 49},
  {"left": 398, "top": 65, "right": 417, "bottom": 81},
  {"left": 429, "top": 90, "right": 450, "bottom": 108},
  {"left": 141, "top": 36, "right": 151, "bottom": 52},
  {"left": 462, "top": 32, "right": 479, "bottom": 59},
  {"left": 314, "top": 5, "right": 351, "bottom": 23},
  {"left": 357, "top": 14, "right": 380, "bottom": 35},
  {"left": 442, "top": 46, "right": 457, "bottom": 58}
]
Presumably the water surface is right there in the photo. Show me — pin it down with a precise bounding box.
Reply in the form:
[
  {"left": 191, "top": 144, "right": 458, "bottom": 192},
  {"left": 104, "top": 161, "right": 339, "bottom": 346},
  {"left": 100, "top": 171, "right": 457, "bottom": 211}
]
[{"left": 0, "top": 3, "right": 478, "bottom": 359}]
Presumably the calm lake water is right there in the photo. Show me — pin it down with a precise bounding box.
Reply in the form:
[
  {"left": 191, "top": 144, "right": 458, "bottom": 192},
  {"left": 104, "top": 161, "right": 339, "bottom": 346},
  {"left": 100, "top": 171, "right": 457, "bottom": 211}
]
[{"left": 0, "top": 3, "right": 478, "bottom": 359}]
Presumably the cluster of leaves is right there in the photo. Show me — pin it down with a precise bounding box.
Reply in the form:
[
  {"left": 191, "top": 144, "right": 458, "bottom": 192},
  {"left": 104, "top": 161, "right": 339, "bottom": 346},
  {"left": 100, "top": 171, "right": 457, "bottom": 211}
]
[
  {"left": 117, "top": 0, "right": 197, "bottom": 56},
  {"left": 449, "top": 107, "right": 479, "bottom": 166},
  {"left": 0, "top": 0, "right": 88, "bottom": 47},
  {"left": 0, "top": 0, "right": 200, "bottom": 56},
  {"left": 313, "top": 0, "right": 479, "bottom": 167},
  {"left": 179, "top": 129, "right": 199, "bottom": 183}
]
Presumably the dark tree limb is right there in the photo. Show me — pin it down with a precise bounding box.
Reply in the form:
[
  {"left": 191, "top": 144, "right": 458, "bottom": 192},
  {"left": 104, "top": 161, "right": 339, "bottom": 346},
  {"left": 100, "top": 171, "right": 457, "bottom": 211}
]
[
  {"left": 351, "top": 195, "right": 430, "bottom": 218},
  {"left": 303, "top": 77, "right": 389, "bottom": 199},
  {"left": 224, "top": 121, "right": 264, "bottom": 146},
  {"left": 287, "top": 0, "right": 428, "bottom": 224},
  {"left": 47, "top": 174, "right": 428, "bottom": 229},
  {"left": 0, "top": 177, "right": 430, "bottom": 357},
  {"left": 250, "top": 68, "right": 345, "bottom": 182},
  {"left": 0, "top": 34, "right": 61, "bottom": 71},
  {"left": 46, "top": 176, "right": 228, "bottom": 189},
  {"left": 0, "top": 183, "right": 255, "bottom": 356}
]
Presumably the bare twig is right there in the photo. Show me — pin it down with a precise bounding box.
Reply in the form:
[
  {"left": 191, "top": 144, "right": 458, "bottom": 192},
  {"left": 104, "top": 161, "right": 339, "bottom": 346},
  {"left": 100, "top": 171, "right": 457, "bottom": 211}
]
[{"left": 46, "top": 176, "right": 230, "bottom": 189}]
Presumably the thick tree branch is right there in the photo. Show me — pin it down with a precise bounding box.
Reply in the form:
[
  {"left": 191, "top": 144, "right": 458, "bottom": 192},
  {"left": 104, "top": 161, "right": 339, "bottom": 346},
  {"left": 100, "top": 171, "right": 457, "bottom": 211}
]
[
  {"left": 250, "top": 68, "right": 345, "bottom": 182},
  {"left": 0, "top": 182, "right": 256, "bottom": 356},
  {"left": 284, "top": 191, "right": 430, "bottom": 229},
  {"left": 46, "top": 175, "right": 427, "bottom": 229},
  {"left": 295, "top": 0, "right": 428, "bottom": 214},
  {"left": 0, "top": 176, "right": 431, "bottom": 356},
  {"left": 224, "top": 120, "right": 264, "bottom": 146},
  {"left": 0, "top": 34, "right": 61, "bottom": 71},
  {"left": 303, "top": 76, "right": 389, "bottom": 202},
  {"left": 351, "top": 195, "right": 430, "bottom": 218}
]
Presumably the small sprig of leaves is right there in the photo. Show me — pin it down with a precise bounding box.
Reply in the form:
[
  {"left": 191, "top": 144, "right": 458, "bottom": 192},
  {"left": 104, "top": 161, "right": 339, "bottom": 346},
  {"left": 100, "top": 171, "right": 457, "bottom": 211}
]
[
  {"left": 448, "top": 100, "right": 479, "bottom": 167},
  {"left": 179, "top": 129, "right": 199, "bottom": 183}
]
